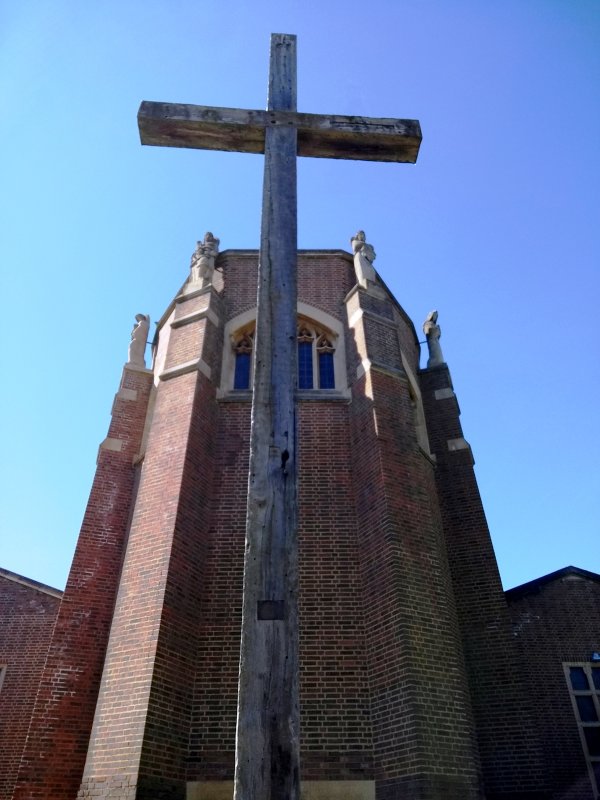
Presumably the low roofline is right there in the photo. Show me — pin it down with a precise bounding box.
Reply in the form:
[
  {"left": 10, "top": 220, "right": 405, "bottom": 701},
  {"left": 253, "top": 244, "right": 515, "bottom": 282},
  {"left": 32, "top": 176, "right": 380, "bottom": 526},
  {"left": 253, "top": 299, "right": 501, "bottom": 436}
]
[
  {"left": 0, "top": 566, "right": 63, "bottom": 599},
  {"left": 505, "top": 565, "right": 600, "bottom": 600},
  {"left": 219, "top": 248, "right": 353, "bottom": 258}
]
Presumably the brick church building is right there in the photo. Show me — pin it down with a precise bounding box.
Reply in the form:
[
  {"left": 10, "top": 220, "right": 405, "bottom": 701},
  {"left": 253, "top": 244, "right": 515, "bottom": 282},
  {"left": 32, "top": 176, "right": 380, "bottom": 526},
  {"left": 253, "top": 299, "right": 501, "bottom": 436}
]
[{"left": 1, "top": 238, "right": 599, "bottom": 800}]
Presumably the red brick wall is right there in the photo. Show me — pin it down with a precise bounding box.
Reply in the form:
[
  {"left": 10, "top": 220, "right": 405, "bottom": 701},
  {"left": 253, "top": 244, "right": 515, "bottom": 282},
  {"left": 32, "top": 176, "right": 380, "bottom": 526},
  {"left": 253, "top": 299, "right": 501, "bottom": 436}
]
[
  {"left": 507, "top": 571, "right": 600, "bottom": 800},
  {"left": 74, "top": 252, "right": 471, "bottom": 797},
  {"left": 219, "top": 249, "right": 357, "bottom": 323},
  {"left": 297, "top": 251, "right": 354, "bottom": 321},
  {"left": 77, "top": 305, "right": 220, "bottom": 799},
  {"left": 420, "top": 364, "right": 548, "bottom": 798},
  {"left": 0, "top": 572, "right": 60, "bottom": 800},
  {"left": 297, "top": 401, "right": 373, "bottom": 780},
  {"left": 181, "top": 255, "right": 487, "bottom": 796},
  {"left": 188, "top": 399, "right": 374, "bottom": 782},
  {"left": 14, "top": 365, "right": 153, "bottom": 800},
  {"left": 18, "top": 249, "right": 566, "bottom": 799},
  {"left": 187, "top": 401, "right": 249, "bottom": 781},
  {"left": 72, "top": 252, "right": 488, "bottom": 799},
  {"left": 348, "top": 366, "right": 481, "bottom": 799}
]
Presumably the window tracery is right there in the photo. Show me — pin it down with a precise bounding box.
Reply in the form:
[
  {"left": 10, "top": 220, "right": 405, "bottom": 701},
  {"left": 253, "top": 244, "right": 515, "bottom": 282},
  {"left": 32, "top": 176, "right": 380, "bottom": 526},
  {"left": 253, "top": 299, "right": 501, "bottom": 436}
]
[{"left": 231, "top": 318, "right": 337, "bottom": 391}]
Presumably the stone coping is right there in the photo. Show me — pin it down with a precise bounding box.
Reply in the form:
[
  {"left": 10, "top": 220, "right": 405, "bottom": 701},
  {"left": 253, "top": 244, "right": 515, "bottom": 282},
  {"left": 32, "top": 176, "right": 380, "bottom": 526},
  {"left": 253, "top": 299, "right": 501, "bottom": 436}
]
[{"left": 0, "top": 567, "right": 63, "bottom": 598}]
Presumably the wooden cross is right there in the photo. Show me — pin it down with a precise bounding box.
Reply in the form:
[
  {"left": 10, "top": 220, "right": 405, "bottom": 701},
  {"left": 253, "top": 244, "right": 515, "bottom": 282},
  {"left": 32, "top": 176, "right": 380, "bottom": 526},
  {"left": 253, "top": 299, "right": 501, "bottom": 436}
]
[{"left": 138, "top": 33, "right": 421, "bottom": 800}]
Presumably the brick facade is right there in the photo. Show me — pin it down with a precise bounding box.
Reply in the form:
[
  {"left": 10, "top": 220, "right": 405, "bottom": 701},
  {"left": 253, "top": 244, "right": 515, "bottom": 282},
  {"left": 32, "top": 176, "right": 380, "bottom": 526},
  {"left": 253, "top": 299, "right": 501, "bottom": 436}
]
[
  {"left": 507, "top": 568, "right": 600, "bottom": 800},
  {"left": 4, "top": 248, "right": 599, "bottom": 800},
  {"left": 14, "top": 364, "right": 153, "bottom": 800},
  {"left": 0, "top": 570, "right": 61, "bottom": 800},
  {"left": 420, "top": 364, "right": 548, "bottom": 799}
]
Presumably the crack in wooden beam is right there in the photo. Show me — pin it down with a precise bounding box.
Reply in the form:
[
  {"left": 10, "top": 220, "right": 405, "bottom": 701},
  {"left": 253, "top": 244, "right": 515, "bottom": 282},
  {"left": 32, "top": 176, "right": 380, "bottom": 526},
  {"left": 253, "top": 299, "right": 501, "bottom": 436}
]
[{"left": 138, "top": 101, "right": 422, "bottom": 163}]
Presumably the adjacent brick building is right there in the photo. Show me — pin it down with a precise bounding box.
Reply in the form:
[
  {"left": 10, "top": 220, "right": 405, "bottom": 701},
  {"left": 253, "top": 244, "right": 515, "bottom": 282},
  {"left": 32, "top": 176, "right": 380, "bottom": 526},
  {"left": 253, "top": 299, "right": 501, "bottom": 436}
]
[
  {"left": 507, "top": 568, "right": 600, "bottom": 800},
  {"left": 0, "top": 569, "right": 62, "bottom": 800},
  {"left": 2, "top": 245, "right": 599, "bottom": 800}
]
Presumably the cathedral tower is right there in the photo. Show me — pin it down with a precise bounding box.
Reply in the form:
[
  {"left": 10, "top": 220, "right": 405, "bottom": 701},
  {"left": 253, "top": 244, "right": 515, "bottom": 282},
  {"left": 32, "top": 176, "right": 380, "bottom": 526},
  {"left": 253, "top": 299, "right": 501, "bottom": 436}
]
[{"left": 14, "top": 236, "right": 548, "bottom": 800}]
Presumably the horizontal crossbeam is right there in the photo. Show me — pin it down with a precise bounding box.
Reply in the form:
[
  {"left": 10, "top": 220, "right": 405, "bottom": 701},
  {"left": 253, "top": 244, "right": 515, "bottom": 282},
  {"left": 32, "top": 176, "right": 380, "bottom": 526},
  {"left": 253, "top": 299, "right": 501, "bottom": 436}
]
[{"left": 138, "top": 101, "right": 422, "bottom": 163}]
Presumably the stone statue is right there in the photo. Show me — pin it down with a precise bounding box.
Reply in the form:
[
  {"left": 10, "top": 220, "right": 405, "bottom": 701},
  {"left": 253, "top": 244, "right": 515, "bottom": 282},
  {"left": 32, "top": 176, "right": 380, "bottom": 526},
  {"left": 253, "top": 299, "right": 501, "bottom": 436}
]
[
  {"left": 423, "top": 310, "right": 445, "bottom": 368},
  {"left": 127, "top": 314, "right": 150, "bottom": 367},
  {"left": 190, "top": 231, "right": 220, "bottom": 285},
  {"left": 351, "top": 230, "right": 377, "bottom": 283}
]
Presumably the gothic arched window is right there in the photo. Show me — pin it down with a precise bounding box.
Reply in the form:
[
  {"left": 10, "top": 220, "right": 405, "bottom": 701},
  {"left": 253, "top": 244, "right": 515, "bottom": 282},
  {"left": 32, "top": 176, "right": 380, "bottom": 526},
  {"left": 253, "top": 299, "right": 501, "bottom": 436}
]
[
  {"left": 230, "top": 318, "right": 336, "bottom": 391},
  {"left": 297, "top": 325, "right": 314, "bottom": 389},
  {"left": 316, "top": 333, "right": 335, "bottom": 389}
]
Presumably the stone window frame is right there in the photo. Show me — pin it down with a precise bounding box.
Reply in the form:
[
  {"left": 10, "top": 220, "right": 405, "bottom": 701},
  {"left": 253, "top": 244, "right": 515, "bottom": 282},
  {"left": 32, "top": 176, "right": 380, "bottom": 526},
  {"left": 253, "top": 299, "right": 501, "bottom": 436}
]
[
  {"left": 564, "top": 661, "right": 600, "bottom": 799},
  {"left": 0, "top": 664, "right": 6, "bottom": 694},
  {"left": 218, "top": 302, "right": 350, "bottom": 399}
]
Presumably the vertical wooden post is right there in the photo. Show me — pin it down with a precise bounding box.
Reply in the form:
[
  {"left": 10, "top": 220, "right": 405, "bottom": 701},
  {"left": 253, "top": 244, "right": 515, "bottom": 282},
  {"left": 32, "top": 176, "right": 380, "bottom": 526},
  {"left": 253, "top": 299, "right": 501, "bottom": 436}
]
[
  {"left": 233, "top": 34, "right": 300, "bottom": 800},
  {"left": 136, "top": 30, "right": 421, "bottom": 799}
]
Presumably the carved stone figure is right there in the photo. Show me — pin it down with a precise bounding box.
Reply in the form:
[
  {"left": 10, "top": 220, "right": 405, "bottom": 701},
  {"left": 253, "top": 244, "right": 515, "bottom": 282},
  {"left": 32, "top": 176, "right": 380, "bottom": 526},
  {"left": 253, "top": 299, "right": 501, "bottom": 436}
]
[
  {"left": 127, "top": 314, "right": 150, "bottom": 367},
  {"left": 423, "top": 310, "right": 445, "bottom": 367},
  {"left": 351, "top": 230, "right": 377, "bottom": 284},
  {"left": 190, "top": 231, "right": 220, "bottom": 285}
]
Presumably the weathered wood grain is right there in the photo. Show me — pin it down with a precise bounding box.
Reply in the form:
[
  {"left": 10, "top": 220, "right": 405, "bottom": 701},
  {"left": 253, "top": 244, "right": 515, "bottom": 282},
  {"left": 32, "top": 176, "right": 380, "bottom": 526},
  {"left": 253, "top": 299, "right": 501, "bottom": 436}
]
[
  {"left": 138, "top": 102, "right": 422, "bottom": 163},
  {"left": 137, "top": 31, "right": 421, "bottom": 800},
  {"left": 233, "top": 33, "right": 300, "bottom": 800}
]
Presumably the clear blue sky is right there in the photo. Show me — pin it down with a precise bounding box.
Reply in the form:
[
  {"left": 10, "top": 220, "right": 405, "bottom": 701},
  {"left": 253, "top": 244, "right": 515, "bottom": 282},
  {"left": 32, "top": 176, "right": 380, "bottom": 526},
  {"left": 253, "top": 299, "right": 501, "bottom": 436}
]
[{"left": 1, "top": 0, "right": 598, "bottom": 591}]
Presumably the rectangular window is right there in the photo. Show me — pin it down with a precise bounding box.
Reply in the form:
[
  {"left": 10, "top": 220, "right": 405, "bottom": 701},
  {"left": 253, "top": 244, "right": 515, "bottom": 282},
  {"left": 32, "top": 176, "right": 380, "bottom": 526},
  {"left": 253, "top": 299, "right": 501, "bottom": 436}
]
[
  {"left": 565, "top": 662, "right": 600, "bottom": 798},
  {"left": 571, "top": 666, "right": 590, "bottom": 690},
  {"left": 298, "top": 342, "right": 313, "bottom": 390},
  {"left": 318, "top": 351, "right": 335, "bottom": 389},
  {"left": 234, "top": 352, "right": 251, "bottom": 390}
]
